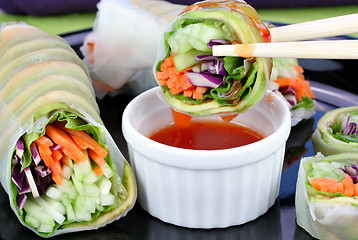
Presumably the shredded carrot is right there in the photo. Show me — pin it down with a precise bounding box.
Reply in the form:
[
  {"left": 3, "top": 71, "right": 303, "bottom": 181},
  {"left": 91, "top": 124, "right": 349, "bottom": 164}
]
[
  {"left": 156, "top": 56, "right": 207, "bottom": 99},
  {"left": 183, "top": 88, "right": 194, "bottom": 98},
  {"left": 274, "top": 65, "right": 315, "bottom": 101},
  {"left": 43, "top": 155, "right": 55, "bottom": 168},
  {"left": 34, "top": 138, "right": 63, "bottom": 186},
  {"left": 71, "top": 135, "right": 95, "bottom": 150},
  {"left": 192, "top": 86, "right": 208, "bottom": 100},
  {"left": 34, "top": 121, "right": 111, "bottom": 187},
  {"left": 310, "top": 174, "right": 357, "bottom": 197},
  {"left": 50, "top": 159, "right": 62, "bottom": 176},
  {"left": 88, "top": 42, "right": 95, "bottom": 54},
  {"left": 60, "top": 155, "right": 69, "bottom": 166},
  {"left": 87, "top": 42, "right": 95, "bottom": 64},
  {"left": 60, "top": 148, "right": 83, "bottom": 163},
  {"left": 341, "top": 174, "right": 355, "bottom": 197},
  {"left": 355, "top": 183, "right": 358, "bottom": 197},
  {"left": 35, "top": 136, "right": 53, "bottom": 148},
  {"left": 88, "top": 149, "right": 106, "bottom": 167},
  {"left": 45, "top": 123, "right": 87, "bottom": 163},
  {"left": 94, "top": 166, "right": 103, "bottom": 176},
  {"left": 36, "top": 143, "right": 52, "bottom": 158},
  {"left": 35, "top": 142, "right": 57, "bottom": 168},
  {"left": 57, "top": 122, "right": 107, "bottom": 159},
  {"left": 50, "top": 147, "right": 63, "bottom": 162},
  {"left": 52, "top": 173, "right": 62, "bottom": 186}
]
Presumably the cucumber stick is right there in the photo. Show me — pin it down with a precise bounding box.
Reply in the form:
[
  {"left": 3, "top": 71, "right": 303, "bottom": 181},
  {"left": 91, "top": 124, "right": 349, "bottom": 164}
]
[
  {"left": 168, "top": 23, "right": 226, "bottom": 54},
  {"left": 174, "top": 49, "right": 210, "bottom": 71},
  {"left": 23, "top": 155, "right": 120, "bottom": 234},
  {"left": 167, "top": 22, "right": 229, "bottom": 71}
]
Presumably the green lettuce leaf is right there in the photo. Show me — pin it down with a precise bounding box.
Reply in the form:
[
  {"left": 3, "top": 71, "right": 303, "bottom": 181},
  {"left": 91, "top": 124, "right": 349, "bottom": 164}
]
[
  {"left": 328, "top": 113, "right": 358, "bottom": 143},
  {"left": 292, "top": 97, "right": 315, "bottom": 110}
]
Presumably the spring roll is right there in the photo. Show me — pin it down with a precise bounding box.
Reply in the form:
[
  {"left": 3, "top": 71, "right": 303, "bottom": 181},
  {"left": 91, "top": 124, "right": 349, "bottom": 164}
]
[
  {"left": 0, "top": 22, "right": 136, "bottom": 237},
  {"left": 80, "top": 0, "right": 185, "bottom": 97},
  {"left": 296, "top": 153, "right": 358, "bottom": 240},
  {"left": 269, "top": 58, "right": 315, "bottom": 126},
  {"left": 312, "top": 106, "right": 358, "bottom": 155},
  {"left": 154, "top": 0, "right": 272, "bottom": 116}
]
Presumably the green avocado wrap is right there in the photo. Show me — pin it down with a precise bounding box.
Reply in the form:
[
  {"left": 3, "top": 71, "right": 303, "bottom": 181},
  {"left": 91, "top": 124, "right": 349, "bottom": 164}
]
[
  {"left": 154, "top": 0, "right": 272, "bottom": 116},
  {"left": 0, "top": 23, "right": 136, "bottom": 237},
  {"left": 312, "top": 106, "right": 358, "bottom": 155},
  {"left": 296, "top": 153, "right": 358, "bottom": 240}
]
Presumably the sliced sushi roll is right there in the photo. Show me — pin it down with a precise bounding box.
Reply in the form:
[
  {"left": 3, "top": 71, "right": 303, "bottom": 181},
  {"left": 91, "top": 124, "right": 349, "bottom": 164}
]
[
  {"left": 312, "top": 106, "right": 358, "bottom": 155},
  {"left": 296, "top": 153, "right": 358, "bottom": 240}
]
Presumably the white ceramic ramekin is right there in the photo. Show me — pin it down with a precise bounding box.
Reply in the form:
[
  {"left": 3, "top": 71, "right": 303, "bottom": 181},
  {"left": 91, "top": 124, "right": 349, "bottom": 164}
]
[{"left": 122, "top": 86, "right": 291, "bottom": 229}]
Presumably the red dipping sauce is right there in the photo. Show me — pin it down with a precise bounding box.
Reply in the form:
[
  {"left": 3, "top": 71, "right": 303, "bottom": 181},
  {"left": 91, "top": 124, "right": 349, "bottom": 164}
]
[{"left": 150, "top": 118, "right": 264, "bottom": 150}]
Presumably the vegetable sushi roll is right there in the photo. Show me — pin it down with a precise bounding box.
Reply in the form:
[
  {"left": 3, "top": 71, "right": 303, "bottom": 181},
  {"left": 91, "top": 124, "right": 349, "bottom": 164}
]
[
  {"left": 0, "top": 23, "right": 136, "bottom": 237},
  {"left": 296, "top": 153, "right": 358, "bottom": 240},
  {"left": 154, "top": 0, "right": 272, "bottom": 116},
  {"left": 269, "top": 58, "right": 315, "bottom": 126},
  {"left": 312, "top": 106, "right": 358, "bottom": 155}
]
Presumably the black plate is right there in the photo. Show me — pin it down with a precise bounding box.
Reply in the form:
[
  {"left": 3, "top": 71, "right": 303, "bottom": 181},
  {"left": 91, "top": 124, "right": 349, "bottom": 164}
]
[{"left": 0, "top": 31, "right": 357, "bottom": 240}]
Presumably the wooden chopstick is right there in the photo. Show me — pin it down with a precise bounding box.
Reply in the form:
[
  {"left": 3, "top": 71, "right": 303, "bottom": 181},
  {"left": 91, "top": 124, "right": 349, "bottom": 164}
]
[
  {"left": 212, "top": 40, "right": 358, "bottom": 59},
  {"left": 270, "top": 13, "right": 358, "bottom": 42}
]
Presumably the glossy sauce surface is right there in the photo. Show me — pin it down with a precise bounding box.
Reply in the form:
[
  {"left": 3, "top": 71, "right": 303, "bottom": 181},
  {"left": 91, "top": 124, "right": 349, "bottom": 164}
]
[{"left": 150, "top": 111, "right": 263, "bottom": 150}]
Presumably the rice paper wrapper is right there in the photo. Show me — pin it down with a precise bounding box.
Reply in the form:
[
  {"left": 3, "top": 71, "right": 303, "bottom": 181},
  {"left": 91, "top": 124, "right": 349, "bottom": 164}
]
[
  {"left": 80, "top": 0, "right": 185, "bottom": 98},
  {"left": 312, "top": 106, "right": 358, "bottom": 155},
  {"left": 296, "top": 153, "right": 358, "bottom": 240},
  {"left": 0, "top": 22, "right": 136, "bottom": 237},
  {"left": 268, "top": 57, "right": 316, "bottom": 127},
  {"left": 154, "top": 0, "right": 272, "bottom": 116}
]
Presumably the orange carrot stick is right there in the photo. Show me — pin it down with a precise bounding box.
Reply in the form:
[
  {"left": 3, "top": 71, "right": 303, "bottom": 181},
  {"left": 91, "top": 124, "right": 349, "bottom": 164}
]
[
  {"left": 88, "top": 149, "right": 106, "bottom": 167},
  {"left": 51, "top": 147, "right": 63, "bottom": 162},
  {"left": 274, "top": 65, "right": 315, "bottom": 101},
  {"left": 36, "top": 143, "right": 52, "bottom": 158},
  {"left": 35, "top": 135, "right": 53, "bottom": 148},
  {"left": 60, "top": 127, "right": 107, "bottom": 159},
  {"left": 45, "top": 123, "right": 87, "bottom": 163},
  {"left": 60, "top": 155, "right": 70, "bottom": 166},
  {"left": 50, "top": 158, "right": 62, "bottom": 176},
  {"left": 70, "top": 135, "right": 95, "bottom": 150},
  {"left": 94, "top": 166, "right": 103, "bottom": 176},
  {"left": 60, "top": 148, "right": 82, "bottom": 163},
  {"left": 52, "top": 173, "right": 62, "bottom": 186},
  {"left": 42, "top": 154, "right": 55, "bottom": 168}
]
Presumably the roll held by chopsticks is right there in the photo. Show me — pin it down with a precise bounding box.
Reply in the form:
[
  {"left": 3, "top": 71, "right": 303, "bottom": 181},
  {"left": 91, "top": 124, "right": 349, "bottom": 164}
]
[
  {"left": 154, "top": 0, "right": 272, "bottom": 116},
  {"left": 0, "top": 22, "right": 136, "bottom": 237}
]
